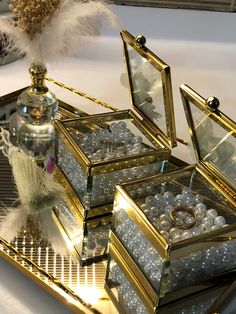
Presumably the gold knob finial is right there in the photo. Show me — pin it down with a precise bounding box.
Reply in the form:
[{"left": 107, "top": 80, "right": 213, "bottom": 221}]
[{"left": 135, "top": 35, "right": 146, "bottom": 48}]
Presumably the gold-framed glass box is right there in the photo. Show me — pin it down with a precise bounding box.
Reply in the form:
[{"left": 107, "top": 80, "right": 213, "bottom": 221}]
[
  {"left": 52, "top": 194, "right": 112, "bottom": 266},
  {"left": 55, "top": 30, "right": 178, "bottom": 219},
  {"left": 105, "top": 84, "right": 236, "bottom": 313}
]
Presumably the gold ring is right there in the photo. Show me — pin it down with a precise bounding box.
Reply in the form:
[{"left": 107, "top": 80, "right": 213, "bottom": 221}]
[{"left": 169, "top": 205, "right": 197, "bottom": 229}]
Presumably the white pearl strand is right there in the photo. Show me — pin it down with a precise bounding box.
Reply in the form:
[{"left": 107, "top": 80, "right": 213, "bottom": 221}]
[{"left": 114, "top": 187, "right": 236, "bottom": 293}]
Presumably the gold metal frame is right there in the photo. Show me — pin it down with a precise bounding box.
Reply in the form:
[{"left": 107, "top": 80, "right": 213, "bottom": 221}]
[
  {"left": 106, "top": 243, "right": 156, "bottom": 313},
  {"left": 52, "top": 208, "right": 111, "bottom": 266},
  {"left": 116, "top": 165, "right": 236, "bottom": 260},
  {"left": 54, "top": 166, "right": 114, "bottom": 219},
  {"left": 110, "top": 161, "right": 236, "bottom": 307},
  {"left": 121, "top": 30, "right": 177, "bottom": 148},
  {"left": 108, "top": 230, "right": 236, "bottom": 311},
  {"left": 180, "top": 84, "right": 236, "bottom": 203}
]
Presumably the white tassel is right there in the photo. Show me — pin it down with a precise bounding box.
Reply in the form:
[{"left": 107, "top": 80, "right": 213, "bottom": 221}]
[
  {"left": 0, "top": 127, "right": 65, "bottom": 243},
  {"left": 0, "top": 127, "right": 64, "bottom": 210}
]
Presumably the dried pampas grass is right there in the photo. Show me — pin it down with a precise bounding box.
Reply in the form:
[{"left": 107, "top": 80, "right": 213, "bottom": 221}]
[{"left": 0, "top": 0, "right": 119, "bottom": 62}]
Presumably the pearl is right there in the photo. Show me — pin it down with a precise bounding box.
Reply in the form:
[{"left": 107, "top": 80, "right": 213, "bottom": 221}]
[
  {"left": 195, "top": 203, "right": 207, "bottom": 214},
  {"left": 214, "top": 216, "right": 226, "bottom": 226},
  {"left": 160, "top": 230, "right": 169, "bottom": 240},
  {"left": 159, "top": 213, "right": 169, "bottom": 221},
  {"left": 195, "top": 207, "right": 205, "bottom": 221},
  {"left": 193, "top": 194, "right": 203, "bottom": 204},
  {"left": 182, "top": 188, "right": 192, "bottom": 197},
  {"left": 163, "top": 205, "right": 172, "bottom": 215},
  {"left": 201, "top": 217, "right": 214, "bottom": 228},
  {"left": 159, "top": 219, "right": 171, "bottom": 231},
  {"left": 172, "top": 233, "right": 182, "bottom": 243},
  {"left": 163, "top": 191, "right": 174, "bottom": 203},
  {"left": 169, "top": 228, "right": 181, "bottom": 239},
  {"left": 206, "top": 209, "right": 218, "bottom": 219},
  {"left": 182, "top": 230, "right": 192, "bottom": 240},
  {"left": 145, "top": 195, "right": 155, "bottom": 206}
]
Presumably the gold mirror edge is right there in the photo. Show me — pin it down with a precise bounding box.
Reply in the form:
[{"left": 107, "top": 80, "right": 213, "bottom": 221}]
[{"left": 0, "top": 238, "right": 101, "bottom": 314}]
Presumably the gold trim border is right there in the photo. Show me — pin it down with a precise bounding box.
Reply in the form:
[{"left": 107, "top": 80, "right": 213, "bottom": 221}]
[{"left": 0, "top": 237, "right": 102, "bottom": 314}]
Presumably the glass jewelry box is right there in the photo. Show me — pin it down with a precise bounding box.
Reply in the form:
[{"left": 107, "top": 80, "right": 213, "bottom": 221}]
[
  {"left": 105, "top": 244, "right": 236, "bottom": 314},
  {"left": 52, "top": 194, "right": 112, "bottom": 266},
  {"left": 105, "top": 84, "right": 236, "bottom": 313},
  {"left": 55, "top": 30, "right": 178, "bottom": 220}
]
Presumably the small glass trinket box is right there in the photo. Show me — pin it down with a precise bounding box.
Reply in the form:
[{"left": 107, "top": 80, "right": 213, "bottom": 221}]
[
  {"left": 105, "top": 243, "right": 236, "bottom": 314},
  {"left": 106, "top": 84, "right": 236, "bottom": 312},
  {"left": 52, "top": 195, "right": 112, "bottom": 266},
  {"left": 55, "top": 30, "right": 177, "bottom": 219}
]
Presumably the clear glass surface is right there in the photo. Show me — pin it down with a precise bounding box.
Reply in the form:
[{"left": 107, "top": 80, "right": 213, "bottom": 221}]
[
  {"left": 117, "top": 167, "right": 236, "bottom": 296},
  {"left": 107, "top": 256, "right": 149, "bottom": 314},
  {"left": 17, "top": 88, "right": 58, "bottom": 124},
  {"left": 58, "top": 116, "right": 163, "bottom": 210},
  {"left": 189, "top": 101, "right": 236, "bottom": 187},
  {"left": 126, "top": 44, "right": 167, "bottom": 135},
  {"left": 18, "top": 122, "right": 55, "bottom": 163}
]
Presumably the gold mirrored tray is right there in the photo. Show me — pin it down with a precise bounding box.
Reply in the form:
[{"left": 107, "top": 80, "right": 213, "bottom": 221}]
[{"left": 0, "top": 88, "right": 234, "bottom": 314}]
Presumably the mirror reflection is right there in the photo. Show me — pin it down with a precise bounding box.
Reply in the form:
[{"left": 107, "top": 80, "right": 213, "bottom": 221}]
[{"left": 0, "top": 100, "right": 115, "bottom": 313}]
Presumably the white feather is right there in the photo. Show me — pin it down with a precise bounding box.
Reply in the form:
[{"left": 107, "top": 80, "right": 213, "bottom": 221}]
[
  {"left": 0, "top": 206, "right": 28, "bottom": 243},
  {"left": 0, "top": 0, "right": 120, "bottom": 62},
  {"left": 0, "top": 16, "right": 31, "bottom": 56}
]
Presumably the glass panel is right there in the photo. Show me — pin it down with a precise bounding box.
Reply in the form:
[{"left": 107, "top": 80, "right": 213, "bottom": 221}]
[
  {"left": 53, "top": 201, "right": 111, "bottom": 264},
  {"left": 126, "top": 43, "right": 167, "bottom": 135},
  {"left": 107, "top": 256, "right": 149, "bottom": 314},
  {"left": 64, "top": 116, "right": 159, "bottom": 163},
  {"left": 58, "top": 135, "right": 161, "bottom": 209},
  {"left": 121, "top": 167, "right": 236, "bottom": 296},
  {"left": 189, "top": 101, "right": 236, "bottom": 187},
  {"left": 113, "top": 198, "right": 165, "bottom": 294}
]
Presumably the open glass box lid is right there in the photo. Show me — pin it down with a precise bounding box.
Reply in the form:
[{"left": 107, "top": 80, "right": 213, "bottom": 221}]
[
  {"left": 56, "top": 30, "right": 177, "bottom": 176},
  {"left": 121, "top": 30, "right": 177, "bottom": 149},
  {"left": 180, "top": 84, "right": 236, "bottom": 204}
]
